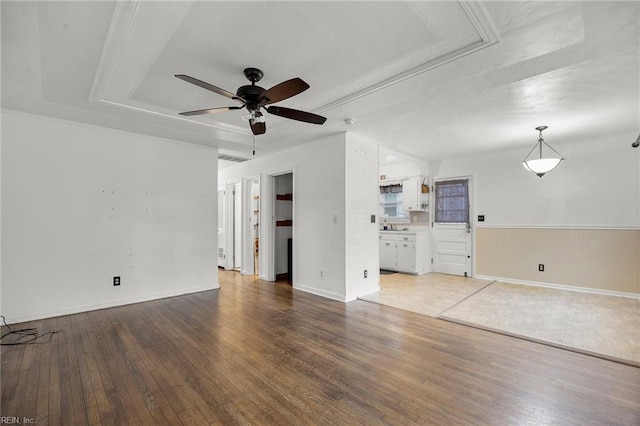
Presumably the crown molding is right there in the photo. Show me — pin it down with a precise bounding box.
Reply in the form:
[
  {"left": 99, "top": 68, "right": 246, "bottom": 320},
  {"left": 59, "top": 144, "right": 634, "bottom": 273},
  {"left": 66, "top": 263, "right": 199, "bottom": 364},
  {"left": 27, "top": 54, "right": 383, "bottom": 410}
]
[
  {"left": 89, "top": 0, "right": 142, "bottom": 103},
  {"left": 88, "top": 0, "right": 501, "bottom": 138},
  {"left": 88, "top": 1, "right": 250, "bottom": 137},
  {"left": 314, "top": 0, "right": 501, "bottom": 114}
]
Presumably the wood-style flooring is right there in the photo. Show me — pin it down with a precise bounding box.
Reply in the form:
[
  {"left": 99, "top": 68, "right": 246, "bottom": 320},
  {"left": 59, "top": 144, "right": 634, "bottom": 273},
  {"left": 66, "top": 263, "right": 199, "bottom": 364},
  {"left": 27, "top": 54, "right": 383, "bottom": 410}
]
[{"left": 2, "top": 270, "right": 639, "bottom": 425}]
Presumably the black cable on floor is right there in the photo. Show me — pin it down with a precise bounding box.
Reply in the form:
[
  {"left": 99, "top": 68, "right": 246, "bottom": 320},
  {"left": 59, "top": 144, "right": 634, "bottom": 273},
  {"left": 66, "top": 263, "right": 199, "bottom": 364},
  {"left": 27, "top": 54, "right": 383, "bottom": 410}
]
[{"left": 0, "top": 315, "right": 58, "bottom": 345}]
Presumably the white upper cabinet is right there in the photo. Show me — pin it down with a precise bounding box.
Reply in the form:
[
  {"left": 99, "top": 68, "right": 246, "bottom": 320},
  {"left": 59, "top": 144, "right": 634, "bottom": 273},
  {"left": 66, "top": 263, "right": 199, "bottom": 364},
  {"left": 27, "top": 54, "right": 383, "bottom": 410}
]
[{"left": 402, "top": 176, "right": 428, "bottom": 211}]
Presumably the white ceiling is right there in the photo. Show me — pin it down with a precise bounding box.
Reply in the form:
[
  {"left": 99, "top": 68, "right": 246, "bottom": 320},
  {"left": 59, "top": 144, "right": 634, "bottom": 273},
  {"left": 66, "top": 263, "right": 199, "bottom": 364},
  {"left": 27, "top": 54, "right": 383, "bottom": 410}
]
[{"left": 2, "top": 1, "right": 638, "bottom": 167}]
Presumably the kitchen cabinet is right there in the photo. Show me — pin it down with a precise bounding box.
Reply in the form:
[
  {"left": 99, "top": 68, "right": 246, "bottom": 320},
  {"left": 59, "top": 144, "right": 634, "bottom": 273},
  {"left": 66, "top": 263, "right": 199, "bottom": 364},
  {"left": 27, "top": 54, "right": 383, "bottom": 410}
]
[
  {"left": 380, "top": 235, "right": 397, "bottom": 270},
  {"left": 402, "top": 176, "right": 429, "bottom": 212},
  {"left": 379, "top": 231, "right": 430, "bottom": 275},
  {"left": 396, "top": 239, "right": 415, "bottom": 272}
]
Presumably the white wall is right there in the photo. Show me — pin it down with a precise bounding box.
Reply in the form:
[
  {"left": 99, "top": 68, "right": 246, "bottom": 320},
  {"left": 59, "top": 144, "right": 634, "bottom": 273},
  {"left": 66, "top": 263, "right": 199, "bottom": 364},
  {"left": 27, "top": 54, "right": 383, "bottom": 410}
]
[
  {"left": 1, "top": 111, "right": 219, "bottom": 322},
  {"left": 435, "top": 131, "right": 639, "bottom": 294},
  {"left": 436, "top": 131, "right": 640, "bottom": 228},
  {"left": 345, "top": 134, "right": 381, "bottom": 301},
  {"left": 219, "top": 133, "right": 347, "bottom": 300},
  {"left": 637, "top": 138, "right": 640, "bottom": 224},
  {"left": 379, "top": 161, "right": 425, "bottom": 180},
  {"left": 220, "top": 132, "right": 382, "bottom": 302}
]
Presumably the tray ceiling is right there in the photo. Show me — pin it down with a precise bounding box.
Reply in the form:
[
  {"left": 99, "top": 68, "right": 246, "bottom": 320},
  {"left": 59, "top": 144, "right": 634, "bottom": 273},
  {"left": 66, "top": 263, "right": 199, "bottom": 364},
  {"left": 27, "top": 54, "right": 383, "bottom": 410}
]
[{"left": 2, "top": 1, "right": 638, "bottom": 163}]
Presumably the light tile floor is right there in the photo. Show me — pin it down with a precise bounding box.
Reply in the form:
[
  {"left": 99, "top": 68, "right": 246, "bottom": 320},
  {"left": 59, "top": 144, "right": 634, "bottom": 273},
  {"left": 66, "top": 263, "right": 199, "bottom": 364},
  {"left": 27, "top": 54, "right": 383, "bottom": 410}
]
[
  {"left": 360, "top": 272, "right": 492, "bottom": 317},
  {"left": 361, "top": 273, "right": 640, "bottom": 366}
]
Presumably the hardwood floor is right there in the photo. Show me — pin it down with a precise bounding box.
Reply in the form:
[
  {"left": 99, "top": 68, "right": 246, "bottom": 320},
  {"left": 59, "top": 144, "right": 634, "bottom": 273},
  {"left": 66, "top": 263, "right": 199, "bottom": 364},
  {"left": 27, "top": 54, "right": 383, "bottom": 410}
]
[{"left": 2, "top": 270, "right": 639, "bottom": 425}]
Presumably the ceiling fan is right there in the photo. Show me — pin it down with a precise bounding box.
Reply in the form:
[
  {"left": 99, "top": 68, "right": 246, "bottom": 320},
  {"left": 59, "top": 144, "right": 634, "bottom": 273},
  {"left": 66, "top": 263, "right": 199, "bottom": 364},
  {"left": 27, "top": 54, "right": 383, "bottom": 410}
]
[{"left": 175, "top": 68, "right": 327, "bottom": 135}]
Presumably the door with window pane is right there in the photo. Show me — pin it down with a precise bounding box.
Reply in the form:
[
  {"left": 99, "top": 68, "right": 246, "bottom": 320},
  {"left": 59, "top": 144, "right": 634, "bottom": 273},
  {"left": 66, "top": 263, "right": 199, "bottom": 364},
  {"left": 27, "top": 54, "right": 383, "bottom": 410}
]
[{"left": 431, "top": 177, "right": 472, "bottom": 276}]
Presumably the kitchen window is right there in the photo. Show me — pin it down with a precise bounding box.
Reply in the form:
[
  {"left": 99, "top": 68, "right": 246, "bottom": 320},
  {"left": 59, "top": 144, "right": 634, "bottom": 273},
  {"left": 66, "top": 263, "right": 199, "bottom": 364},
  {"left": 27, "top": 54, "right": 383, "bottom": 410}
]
[{"left": 380, "top": 183, "right": 408, "bottom": 220}]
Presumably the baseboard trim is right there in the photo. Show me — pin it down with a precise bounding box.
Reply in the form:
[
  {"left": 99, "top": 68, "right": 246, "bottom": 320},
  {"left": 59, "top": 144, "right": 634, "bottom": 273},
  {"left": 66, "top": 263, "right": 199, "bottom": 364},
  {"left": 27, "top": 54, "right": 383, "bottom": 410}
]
[
  {"left": 6, "top": 283, "right": 221, "bottom": 324},
  {"left": 293, "top": 283, "right": 346, "bottom": 302},
  {"left": 474, "top": 275, "right": 639, "bottom": 299},
  {"left": 351, "top": 285, "right": 382, "bottom": 303}
]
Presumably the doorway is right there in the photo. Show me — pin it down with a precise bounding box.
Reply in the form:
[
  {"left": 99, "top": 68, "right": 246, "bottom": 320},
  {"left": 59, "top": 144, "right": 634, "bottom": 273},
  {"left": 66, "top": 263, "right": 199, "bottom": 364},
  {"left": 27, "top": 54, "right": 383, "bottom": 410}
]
[
  {"left": 273, "top": 172, "right": 293, "bottom": 283},
  {"left": 241, "top": 176, "right": 261, "bottom": 276},
  {"left": 431, "top": 176, "right": 473, "bottom": 277},
  {"left": 218, "top": 188, "right": 225, "bottom": 267},
  {"left": 221, "top": 181, "right": 242, "bottom": 271},
  {"left": 233, "top": 181, "right": 242, "bottom": 270}
]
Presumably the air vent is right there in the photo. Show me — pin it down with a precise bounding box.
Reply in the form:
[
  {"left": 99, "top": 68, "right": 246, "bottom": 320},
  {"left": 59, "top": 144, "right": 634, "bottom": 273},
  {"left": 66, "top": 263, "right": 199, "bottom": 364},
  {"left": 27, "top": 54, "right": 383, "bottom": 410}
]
[{"left": 218, "top": 154, "right": 249, "bottom": 163}]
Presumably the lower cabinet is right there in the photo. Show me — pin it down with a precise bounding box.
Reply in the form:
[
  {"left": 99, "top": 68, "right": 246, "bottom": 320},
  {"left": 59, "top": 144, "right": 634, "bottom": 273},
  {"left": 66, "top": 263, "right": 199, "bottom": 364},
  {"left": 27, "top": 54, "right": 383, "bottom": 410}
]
[
  {"left": 379, "top": 232, "right": 430, "bottom": 275},
  {"left": 380, "top": 238, "right": 397, "bottom": 270},
  {"left": 396, "top": 240, "right": 416, "bottom": 272}
]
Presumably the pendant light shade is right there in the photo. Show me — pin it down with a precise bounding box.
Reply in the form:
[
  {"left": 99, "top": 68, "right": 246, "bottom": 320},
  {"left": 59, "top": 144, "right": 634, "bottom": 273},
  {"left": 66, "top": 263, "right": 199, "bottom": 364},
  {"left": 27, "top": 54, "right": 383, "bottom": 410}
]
[{"left": 523, "top": 126, "right": 564, "bottom": 177}]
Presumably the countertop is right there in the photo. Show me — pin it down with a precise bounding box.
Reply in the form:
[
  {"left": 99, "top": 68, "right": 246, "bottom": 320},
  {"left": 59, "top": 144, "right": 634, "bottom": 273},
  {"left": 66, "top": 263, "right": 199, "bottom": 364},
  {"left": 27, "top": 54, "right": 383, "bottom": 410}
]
[{"left": 379, "top": 229, "right": 428, "bottom": 235}]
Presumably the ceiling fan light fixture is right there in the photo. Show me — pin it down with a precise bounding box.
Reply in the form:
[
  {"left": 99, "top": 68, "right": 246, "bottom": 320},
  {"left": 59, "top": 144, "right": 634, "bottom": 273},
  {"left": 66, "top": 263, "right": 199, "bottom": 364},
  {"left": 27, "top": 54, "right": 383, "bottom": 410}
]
[
  {"left": 522, "top": 126, "right": 564, "bottom": 177},
  {"left": 242, "top": 112, "right": 265, "bottom": 123},
  {"left": 175, "top": 68, "right": 325, "bottom": 136}
]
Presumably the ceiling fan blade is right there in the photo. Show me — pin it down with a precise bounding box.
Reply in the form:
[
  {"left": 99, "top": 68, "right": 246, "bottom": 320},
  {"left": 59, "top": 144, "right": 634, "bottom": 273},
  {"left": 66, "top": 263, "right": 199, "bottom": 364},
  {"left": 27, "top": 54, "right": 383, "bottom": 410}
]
[
  {"left": 260, "top": 78, "right": 310, "bottom": 106},
  {"left": 175, "top": 74, "right": 245, "bottom": 104},
  {"left": 179, "top": 106, "right": 243, "bottom": 116},
  {"left": 266, "top": 106, "right": 327, "bottom": 125}
]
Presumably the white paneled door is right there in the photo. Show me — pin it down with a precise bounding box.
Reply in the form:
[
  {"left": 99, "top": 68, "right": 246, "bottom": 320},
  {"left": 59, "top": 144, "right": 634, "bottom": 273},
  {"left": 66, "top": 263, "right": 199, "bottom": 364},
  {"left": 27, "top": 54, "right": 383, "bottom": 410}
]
[
  {"left": 431, "top": 177, "right": 472, "bottom": 277},
  {"left": 218, "top": 189, "right": 225, "bottom": 267},
  {"left": 431, "top": 224, "right": 471, "bottom": 276},
  {"left": 233, "top": 182, "right": 242, "bottom": 269}
]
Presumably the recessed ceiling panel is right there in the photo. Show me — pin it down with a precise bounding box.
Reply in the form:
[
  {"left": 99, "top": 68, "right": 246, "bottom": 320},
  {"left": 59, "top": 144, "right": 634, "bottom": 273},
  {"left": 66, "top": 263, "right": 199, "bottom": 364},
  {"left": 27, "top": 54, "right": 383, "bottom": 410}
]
[
  {"left": 38, "top": 1, "right": 115, "bottom": 104},
  {"left": 131, "top": 1, "right": 480, "bottom": 128}
]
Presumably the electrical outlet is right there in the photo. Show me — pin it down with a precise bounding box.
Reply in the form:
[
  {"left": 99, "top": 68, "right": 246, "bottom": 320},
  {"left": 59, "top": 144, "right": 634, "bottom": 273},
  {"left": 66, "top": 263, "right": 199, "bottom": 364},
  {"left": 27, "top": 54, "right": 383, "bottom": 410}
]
[
  {"left": 113, "top": 276, "right": 121, "bottom": 286},
  {"left": 538, "top": 264, "right": 544, "bottom": 272},
  {"left": 364, "top": 269, "right": 368, "bottom": 278},
  {"left": 320, "top": 269, "right": 325, "bottom": 279},
  {"left": 478, "top": 215, "right": 485, "bottom": 222}
]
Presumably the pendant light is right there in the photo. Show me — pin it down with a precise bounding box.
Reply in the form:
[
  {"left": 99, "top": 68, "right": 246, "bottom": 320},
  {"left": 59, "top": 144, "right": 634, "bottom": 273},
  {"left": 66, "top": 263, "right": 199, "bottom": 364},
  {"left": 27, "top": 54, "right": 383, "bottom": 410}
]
[{"left": 523, "top": 126, "right": 564, "bottom": 177}]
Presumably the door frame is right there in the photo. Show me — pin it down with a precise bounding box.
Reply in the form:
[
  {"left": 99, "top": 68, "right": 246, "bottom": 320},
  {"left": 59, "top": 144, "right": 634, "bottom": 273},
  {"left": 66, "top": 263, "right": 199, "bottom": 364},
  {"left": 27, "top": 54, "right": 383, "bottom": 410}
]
[
  {"left": 263, "top": 169, "right": 294, "bottom": 282},
  {"left": 241, "top": 175, "right": 260, "bottom": 276},
  {"left": 431, "top": 174, "right": 475, "bottom": 277},
  {"left": 217, "top": 186, "right": 226, "bottom": 268},
  {"left": 222, "top": 180, "right": 242, "bottom": 270}
]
